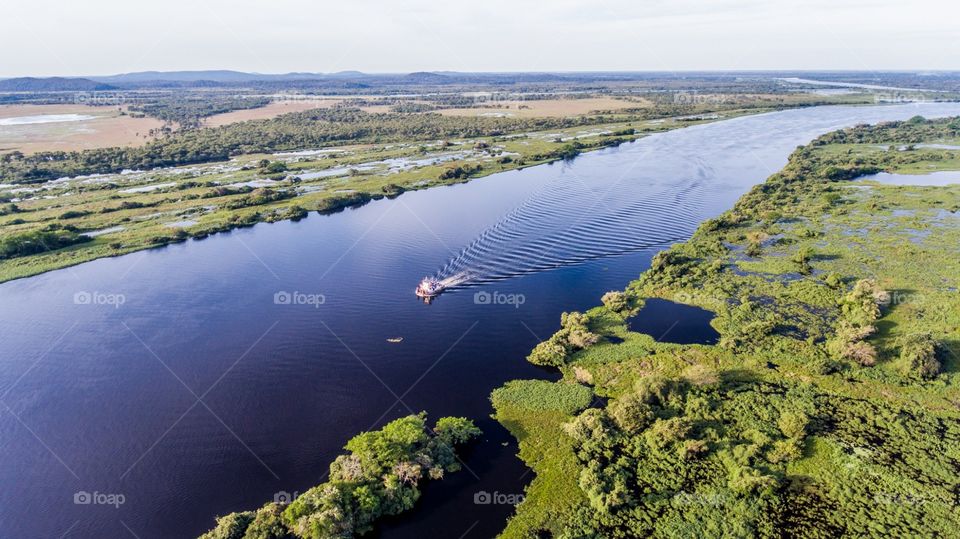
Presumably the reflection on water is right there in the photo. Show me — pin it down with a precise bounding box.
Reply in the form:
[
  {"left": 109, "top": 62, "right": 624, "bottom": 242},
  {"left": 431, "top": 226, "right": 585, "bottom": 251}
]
[{"left": 858, "top": 170, "right": 960, "bottom": 187}]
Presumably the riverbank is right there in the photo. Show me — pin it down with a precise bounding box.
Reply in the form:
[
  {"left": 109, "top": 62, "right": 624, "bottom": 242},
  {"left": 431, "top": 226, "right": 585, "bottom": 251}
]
[
  {"left": 493, "top": 116, "right": 960, "bottom": 536},
  {"left": 0, "top": 107, "right": 775, "bottom": 284}
]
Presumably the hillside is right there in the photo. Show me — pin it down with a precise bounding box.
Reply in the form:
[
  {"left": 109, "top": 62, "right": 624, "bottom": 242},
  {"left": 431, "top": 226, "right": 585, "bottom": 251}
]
[{"left": 0, "top": 77, "right": 116, "bottom": 92}]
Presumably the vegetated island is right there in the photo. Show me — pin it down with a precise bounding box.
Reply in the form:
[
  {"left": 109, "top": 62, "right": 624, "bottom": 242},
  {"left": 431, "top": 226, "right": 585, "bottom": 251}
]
[
  {"left": 198, "top": 414, "right": 480, "bottom": 539},
  {"left": 492, "top": 116, "right": 960, "bottom": 537}
]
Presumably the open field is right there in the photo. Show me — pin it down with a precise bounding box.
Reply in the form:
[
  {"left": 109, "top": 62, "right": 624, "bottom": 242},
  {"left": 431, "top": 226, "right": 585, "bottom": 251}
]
[
  {"left": 203, "top": 99, "right": 339, "bottom": 126},
  {"left": 0, "top": 104, "right": 164, "bottom": 153}
]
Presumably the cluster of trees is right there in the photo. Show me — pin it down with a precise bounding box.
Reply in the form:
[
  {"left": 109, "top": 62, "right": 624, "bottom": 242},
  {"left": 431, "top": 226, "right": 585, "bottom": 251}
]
[
  {"left": 828, "top": 279, "right": 889, "bottom": 367},
  {"left": 130, "top": 96, "right": 272, "bottom": 128},
  {"left": 527, "top": 312, "right": 600, "bottom": 367},
  {"left": 221, "top": 188, "right": 295, "bottom": 210},
  {"left": 0, "top": 227, "right": 90, "bottom": 260},
  {"left": 559, "top": 375, "right": 816, "bottom": 537},
  {"left": 816, "top": 116, "right": 960, "bottom": 145},
  {"left": 555, "top": 370, "right": 960, "bottom": 537},
  {"left": 199, "top": 414, "right": 480, "bottom": 539},
  {"left": 437, "top": 163, "right": 482, "bottom": 181},
  {"left": 0, "top": 108, "right": 605, "bottom": 184}
]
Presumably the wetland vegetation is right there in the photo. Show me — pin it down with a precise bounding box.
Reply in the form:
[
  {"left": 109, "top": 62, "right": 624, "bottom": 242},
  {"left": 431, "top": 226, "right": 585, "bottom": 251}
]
[{"left": 492, "top": 116, "right": 960, "bottom": 538}]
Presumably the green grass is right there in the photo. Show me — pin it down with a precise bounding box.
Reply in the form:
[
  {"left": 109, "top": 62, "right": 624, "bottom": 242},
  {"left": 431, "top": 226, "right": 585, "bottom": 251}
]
[{"left": 492, "top": 394, "right": 590, "bottom": 538}]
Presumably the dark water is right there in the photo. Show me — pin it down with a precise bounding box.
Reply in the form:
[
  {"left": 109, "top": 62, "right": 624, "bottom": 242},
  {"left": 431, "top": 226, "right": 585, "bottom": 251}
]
[
  {"left": 2, "top": 103, "right": 960, "bottom": 539},
  {"left": 629, "top": 299, "right": 720, "bottom": 345}
]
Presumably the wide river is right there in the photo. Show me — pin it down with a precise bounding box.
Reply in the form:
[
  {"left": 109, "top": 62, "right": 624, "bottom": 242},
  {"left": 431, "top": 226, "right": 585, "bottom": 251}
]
[{"left": 2, "top": 103, "right": 960, "bottom": 538}]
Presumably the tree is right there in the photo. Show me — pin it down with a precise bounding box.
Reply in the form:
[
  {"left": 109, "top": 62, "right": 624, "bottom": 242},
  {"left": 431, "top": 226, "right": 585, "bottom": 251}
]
[
  {"left": 777, "top": 411, "right": 809, "bottom": 440},
  {"left": 601, "top": 291, "right": 629, "bottom": 313},
  {"left": 527, "top": 339, "right": 568, "bottom": 367},
  {"left": 792, "top": 246, "right": 814, "bottom": 275},
  {"left": 609, "top": 393, "right": 655, "bottom": 433},
  {"left": 198, "top": 511, "right": 255, "bottom": 539},
  {"left": 897, "top": 333, "right": 940, "bottom": 380}
]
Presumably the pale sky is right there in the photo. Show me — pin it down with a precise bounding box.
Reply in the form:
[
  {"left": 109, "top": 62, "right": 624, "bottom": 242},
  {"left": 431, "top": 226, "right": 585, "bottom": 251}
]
[{"left": 2, "top": 0, "right": 958, "bottom": 77}]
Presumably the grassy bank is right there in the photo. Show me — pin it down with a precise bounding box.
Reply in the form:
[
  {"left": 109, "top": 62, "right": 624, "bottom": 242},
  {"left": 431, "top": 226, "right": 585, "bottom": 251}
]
[{"left": 493, "top": 116, "right": 960, "bottom": 537}]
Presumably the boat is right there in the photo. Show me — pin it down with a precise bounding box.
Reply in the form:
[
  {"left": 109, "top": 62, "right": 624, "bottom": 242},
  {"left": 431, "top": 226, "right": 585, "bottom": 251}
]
[
  {"left": 415, "top": 276, "right": 444, "bottom": 298},
  {"left": 387, "top": 337, "right": 403, "bottom": 343}
]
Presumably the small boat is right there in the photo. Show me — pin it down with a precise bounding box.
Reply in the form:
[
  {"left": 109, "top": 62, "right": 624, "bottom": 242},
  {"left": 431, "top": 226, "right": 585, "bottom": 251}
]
[
  {"left": 387, "top": 337, "right": 403, "bottom": 343},
  {"left": 415, "top": 276, "right": 444, "bottom": 299}
]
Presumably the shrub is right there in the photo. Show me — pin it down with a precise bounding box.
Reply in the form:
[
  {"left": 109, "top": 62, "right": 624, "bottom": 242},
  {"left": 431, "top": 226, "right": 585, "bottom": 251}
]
[
  {"left": 601, "top": 291, "right": 629, "bottom": 313},
  {"left": 608, "top": 393, "right": 655, "bottom": 433},
  {"left": 527, "top": 339, "right": 568, "bottom": 367},
  {"left": 843, "top": 341, "right": 878, "bottom": 366},
  {"left": 896, "top": 333, "right": 940, "bottom": 380},
  {"left": 0, "top": 229, "right": 91, "bottom": 260},
  {"left": 792, "top": 246, "right": 814, "bottom": 275},
  {"left": 839, "top": 279, "right": 889, "bottom": 326},
  {"left": 198, "top": 511, "right": 255, "bottom": 539},
  {"left": 777, "top": 411, "right": 809, "bottom": 440}
]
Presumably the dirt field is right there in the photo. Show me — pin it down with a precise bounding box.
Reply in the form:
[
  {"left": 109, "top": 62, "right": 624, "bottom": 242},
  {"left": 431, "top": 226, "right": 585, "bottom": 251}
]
[
  {"left": 204, "top": 99, "right": 340, "bottom": 126},
  {"left": 439, "top": 96, "right": 647, "bottom": 118},
  {"left": 0, "top": 104, "right": 164, "bottom": 154}
]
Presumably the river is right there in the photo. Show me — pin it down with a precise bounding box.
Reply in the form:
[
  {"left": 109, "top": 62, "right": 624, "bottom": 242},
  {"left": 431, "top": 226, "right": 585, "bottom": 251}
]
[{"left": 2, "top": 103, "right": 960, "bottom": 538}]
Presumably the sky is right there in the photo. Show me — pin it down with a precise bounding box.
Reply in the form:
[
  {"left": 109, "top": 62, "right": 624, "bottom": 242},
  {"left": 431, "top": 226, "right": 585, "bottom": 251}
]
[{"left": 1, "top": 0, "right": 958, "bottom": 77}]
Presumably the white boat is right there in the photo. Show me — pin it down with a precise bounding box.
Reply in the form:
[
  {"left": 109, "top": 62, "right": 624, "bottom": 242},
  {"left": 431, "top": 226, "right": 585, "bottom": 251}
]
[{"left": 415, "top": 276, "right": 444, "bottom": 298}]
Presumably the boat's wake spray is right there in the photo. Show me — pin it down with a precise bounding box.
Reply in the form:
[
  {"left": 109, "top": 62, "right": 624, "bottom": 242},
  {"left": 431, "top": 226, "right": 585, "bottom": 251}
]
[{"left": 414, "top": 272, "right": 470, "bottom": 302}]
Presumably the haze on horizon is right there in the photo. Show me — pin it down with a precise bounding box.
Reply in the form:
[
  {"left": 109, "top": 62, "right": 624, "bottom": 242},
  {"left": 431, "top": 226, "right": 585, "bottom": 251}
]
[{"left": 2, "top": 0, "right": 958, "bottom": 78}]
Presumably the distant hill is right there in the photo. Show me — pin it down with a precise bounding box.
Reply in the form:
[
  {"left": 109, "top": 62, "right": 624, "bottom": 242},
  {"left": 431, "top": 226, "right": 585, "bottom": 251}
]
[
  {"left": 404, "top": 72, "right": 453, "bottom": 84},
  {"left": 89, "top": 70, "right": 344, "bottom": 84},
  {"left": 0, "top": 77, "right": 117, "bottom": 92}
]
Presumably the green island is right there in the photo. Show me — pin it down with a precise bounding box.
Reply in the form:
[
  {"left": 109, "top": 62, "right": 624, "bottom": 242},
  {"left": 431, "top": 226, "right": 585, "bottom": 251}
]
[
  {"left": 0, "top": 92, "right": 866, "bottom": 284},
  {"left": 492, "top": 116, "right": 960, "bottom": 537},
  {"left": 199, "top": 414, "right": 480, "bottom": 539}
]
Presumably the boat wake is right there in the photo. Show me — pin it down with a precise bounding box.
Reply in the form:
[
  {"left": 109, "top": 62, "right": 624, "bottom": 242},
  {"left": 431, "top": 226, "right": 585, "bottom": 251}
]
[{"left": 426, "top": 150, "right": 719, "bottom": 292}]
